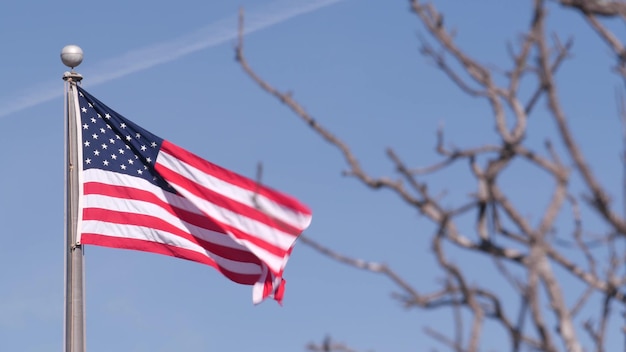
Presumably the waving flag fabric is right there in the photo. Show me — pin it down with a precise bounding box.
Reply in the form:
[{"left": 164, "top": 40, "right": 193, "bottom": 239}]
[{"left": 73, "top": 86, "right": 312, "bottom": 304}]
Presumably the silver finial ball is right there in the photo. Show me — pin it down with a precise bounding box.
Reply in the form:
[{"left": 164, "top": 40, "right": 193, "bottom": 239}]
[{"left": 61, "top": 45, "right": 83, "bottom": 69}]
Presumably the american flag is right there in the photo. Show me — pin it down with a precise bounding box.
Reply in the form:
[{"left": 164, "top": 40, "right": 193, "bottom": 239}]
[{"left": 74, "top": 86, "right": 312, "bottom": 304}]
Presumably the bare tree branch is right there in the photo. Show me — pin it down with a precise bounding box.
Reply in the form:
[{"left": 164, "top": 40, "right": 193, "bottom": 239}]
[
  {"left": 559, "top": 0, "right": 626, "bottom": 17},
  {"left": 306, "top": 336, "right": 361, "bottom": 352},
  {"left": 235, "top": 1, "right": 626, "bottom": 350}
]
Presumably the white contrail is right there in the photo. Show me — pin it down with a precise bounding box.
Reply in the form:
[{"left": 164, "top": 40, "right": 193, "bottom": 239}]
[{"left": 0, "top": 0, "right": 346, "bottom": 118}]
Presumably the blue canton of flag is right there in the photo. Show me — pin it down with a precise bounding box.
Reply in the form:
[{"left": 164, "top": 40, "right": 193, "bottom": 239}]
[{"left": 77, "top": 90, "right": 171, "bottom": 191}]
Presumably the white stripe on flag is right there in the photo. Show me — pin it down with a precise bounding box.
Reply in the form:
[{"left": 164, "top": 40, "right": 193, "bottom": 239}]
[
  {"left": 157, "top": 149, "right": 312, "bottom": 229},
  {"left": 156, "top": 153, "right": 299, "bottom": 251},
  {"left": 82, "top": 221, "right": 263, "bottom": 275}
]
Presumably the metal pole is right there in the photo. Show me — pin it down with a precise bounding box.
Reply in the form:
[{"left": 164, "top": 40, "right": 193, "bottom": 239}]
[
  {"left": 62, "top": 44, "right": 85, "bottom": 352},
  {"left": 63, "top": 72, "right": 85, "bottom": 352}
]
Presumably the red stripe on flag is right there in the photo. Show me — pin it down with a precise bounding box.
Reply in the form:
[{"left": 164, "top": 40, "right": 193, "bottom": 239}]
[
  {"left": 80, "top": 233, "right": 261, "bottom": 285},
  {"left": 153, "top": 163, "right": 299, "bottom": 261},
  {"left": 160, "top": 141, "right": 312, "bottom": 216},
  {"left": 215, "top": 221, "right": 288, "bottom": 260},
  {"left": 82, "top": 207, "right": 261, "bottom": 264},
  {"left": 155, "top": 163, "right": 303, "bottom": 236},
  {"left": 84, "top": 181, "right": 226, "bottom": 234}
]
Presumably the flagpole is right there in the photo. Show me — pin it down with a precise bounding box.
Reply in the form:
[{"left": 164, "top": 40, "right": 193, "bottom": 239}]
[{"left": 61, "top": 45, "right": 86, "bottom": 352}]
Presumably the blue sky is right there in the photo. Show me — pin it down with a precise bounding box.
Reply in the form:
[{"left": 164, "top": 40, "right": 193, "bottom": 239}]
[{"left": 1, "top": 0, "right": 625, "bottom": 351}]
